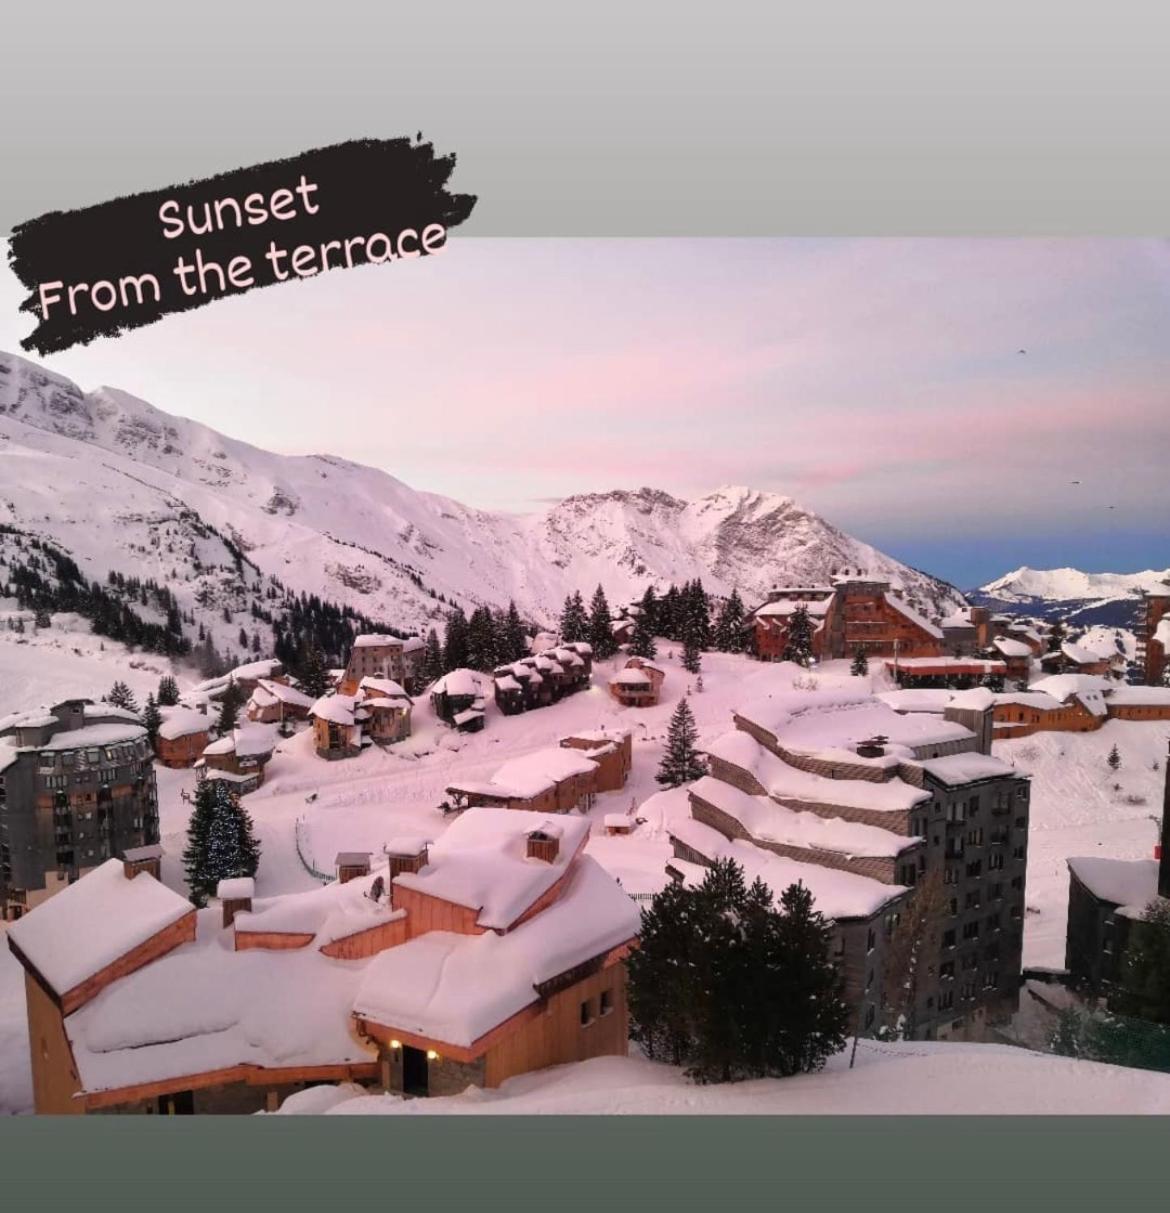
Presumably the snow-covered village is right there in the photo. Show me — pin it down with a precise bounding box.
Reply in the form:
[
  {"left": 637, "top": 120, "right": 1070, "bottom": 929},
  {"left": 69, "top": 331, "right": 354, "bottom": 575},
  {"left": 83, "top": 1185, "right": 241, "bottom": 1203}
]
[{"left": 2, "top": 238, "right": 1170, "bottom": 1118}]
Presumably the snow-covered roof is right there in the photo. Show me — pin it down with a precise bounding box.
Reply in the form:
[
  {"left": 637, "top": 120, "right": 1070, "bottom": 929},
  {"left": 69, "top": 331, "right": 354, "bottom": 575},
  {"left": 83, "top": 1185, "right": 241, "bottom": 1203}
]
[
  {"left": 939, "top": 609, "right": 972, "bottom": 629},
  {"left": 228, "top": 658, "right": 283, "bottom": 682},
  {"left": 38, "top": 722, "right": 146, "bottom": 751},
  {"left": 753, "top": 598, "right": 833, "bottom": 619},
  {"left": 357, "top": 676, "right": 410, "bottom": 701},
  {"left": 391, "top": 808, "right": 591, "bottom": 930},
  {"left": 353, "top": 634, "right": 405, "bottom": 648},
  {"left": 739, "top": 693, "right": 974, "bottom": 761},
  {"left": 884, "top": 595, "right": 944, "bottom": 639},
  {"left": 157, "top": 708, "right": 211, "bottom": 740},
  {"left": 669, "top": 815, "right": 904, "bottom": 921},
  {"left": 64, "top": 905, "right": 375, "bottom": 1096},
  {"left": 458, "top": 748, "right": 601, "bottom": 801},
  {"left": 704, "top": 729, "right": 929, "bottom": 813},
  {"left": 992, "top": 691, "right": 1063, "bottom": 711},
  {"left": 203, "top": 725, "right": 277, "bottom": 758},
  {"left": 432, "top": 668, "right": 482, "bottom": 698},
  {"left": 494, "top": 675, "right": 522, "bottom": 693},
  {"left": 353, "top": 856, "right": 639, "bottom": 1049},
  {"left": 604, "top": 813, "right": 634, "bottom": 828},
  {"left": 1067, "top": 857, "right": 1159, "bottom": 908},
  {"left": 876, "top": 690, "right": 955, "bottom": 714},
  {"left": 1028, "top": 674, "right": 1110, "bottom": 716},
  {"left": 917, "top": 753, "right": 1021, "bottom": 786},
  {"left": 688, "top": 774, "right": 918, "bottom": 857},
  {"left": 1058, "top": 642, "right": 1106, "bottom": 666},
  {"left": 452, "top": 708, "right": 484, "bottom": 726},
  {"left": 8, "top": 860, "right": 192, "bottom": 998},
  {"left": 310, "top": 693, "right": 358, "bottom": 726},
  {"left": 992, "top": 637, "right": 1033, "bottom": 658},
  {"left": 614, "top": 669, "right": 654, "bottom": 685},
  {"left": 251, "top": 679, "right": 314, "bottom": 709},
  {"left": 1107, "top": 686, "right": 1170, "bottom": 707}
]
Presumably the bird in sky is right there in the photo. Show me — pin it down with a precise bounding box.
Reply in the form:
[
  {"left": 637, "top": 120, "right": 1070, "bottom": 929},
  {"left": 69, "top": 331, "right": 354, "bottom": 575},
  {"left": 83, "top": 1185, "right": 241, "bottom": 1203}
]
[
  {"left": 1018, "top": 348, "right": 1027, "bottom": 354},
  {"left": 1071, "top": 480, "right": 1081, "bottom": 485}
]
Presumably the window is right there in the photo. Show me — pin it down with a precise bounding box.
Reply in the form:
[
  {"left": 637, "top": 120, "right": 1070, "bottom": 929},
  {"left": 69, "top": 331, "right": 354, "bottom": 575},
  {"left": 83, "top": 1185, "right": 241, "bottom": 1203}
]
[
  {"left": 965, "top": 860, "right": 982, "bottom": 878},
  {"left": 866, "top": 928, "right": 876, "bottom": 953},
  {"left": 943, "top": 929, "right": 956, "bottom": 949},
  {"left": 938, "top": 990, "right": 954, "bottom": 1011},
  {"left": 580, "top": 999, "right": 595, "bottom": 1027},
  {"left": 864, "top": 1004, "right": 876, "bottom": 1028},
  {"left": 939, "top": 961, "right": 954, "bottom": 980},
  {"left": 965, "top": 890, "right": 981, "bottom": 910},
  {"left": 965, "top": 828, "right": 983, "bottom": 847},
  {"left": 962, "top": 921, "right": 980, "bottom": 940},
  {"left": 599, "top": 989, "right": 614, "bottom": 1017},
  {"left": 943, "top": 867, "right": 958, "bottom": 885}
]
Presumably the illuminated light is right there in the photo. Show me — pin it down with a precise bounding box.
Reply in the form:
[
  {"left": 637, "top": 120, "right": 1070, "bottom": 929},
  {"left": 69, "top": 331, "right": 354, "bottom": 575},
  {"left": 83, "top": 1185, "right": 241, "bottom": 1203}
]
[
  {"left": 426, "top": 1050, "right": 439, "bottom": 1061},
  {"left": 389, "top": 1040, "right": 401, "bottom": 1050}
]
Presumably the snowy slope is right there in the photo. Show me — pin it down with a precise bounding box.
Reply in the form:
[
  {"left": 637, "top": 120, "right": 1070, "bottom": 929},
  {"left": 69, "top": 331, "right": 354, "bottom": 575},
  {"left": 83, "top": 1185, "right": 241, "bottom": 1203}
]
[{"left": 0, "top": 350, "right": 964, "bottom": 643}]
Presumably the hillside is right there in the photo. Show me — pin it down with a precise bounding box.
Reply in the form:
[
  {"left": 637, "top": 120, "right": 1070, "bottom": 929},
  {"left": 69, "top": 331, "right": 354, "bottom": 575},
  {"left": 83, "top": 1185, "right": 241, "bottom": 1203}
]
[{"left": 0, "top": 350, "right": 965, "bottom": 665}]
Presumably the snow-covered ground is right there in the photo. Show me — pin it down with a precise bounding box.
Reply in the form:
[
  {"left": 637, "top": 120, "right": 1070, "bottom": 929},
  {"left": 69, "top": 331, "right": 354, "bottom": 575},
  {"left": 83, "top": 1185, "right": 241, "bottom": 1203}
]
[
  {"left": 2, "top": 618, "right": 1168, "bottom": 1115},
  {"left": 275, "top": 1044, "right": 1170, "bottom": 1116}
]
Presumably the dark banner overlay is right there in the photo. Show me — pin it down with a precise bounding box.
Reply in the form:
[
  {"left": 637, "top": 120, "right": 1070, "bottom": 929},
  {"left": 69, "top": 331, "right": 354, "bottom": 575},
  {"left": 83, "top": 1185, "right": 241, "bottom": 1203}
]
[{"left": 8, "top": 137, "right": 477, "bottom": 355}]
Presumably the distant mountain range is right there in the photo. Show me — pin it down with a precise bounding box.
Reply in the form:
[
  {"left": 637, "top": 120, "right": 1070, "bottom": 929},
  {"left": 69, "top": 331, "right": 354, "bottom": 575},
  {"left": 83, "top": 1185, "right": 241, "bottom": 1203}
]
[
  {"left": 0, "top": 350, "right": 966, "bottom": 659},
  {"left": 971, "top": 565, "right": 1170, "bottom": 630}
]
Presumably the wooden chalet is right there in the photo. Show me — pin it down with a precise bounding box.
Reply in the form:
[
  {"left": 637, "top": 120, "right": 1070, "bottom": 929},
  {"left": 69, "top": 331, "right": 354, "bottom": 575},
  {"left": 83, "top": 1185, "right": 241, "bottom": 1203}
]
[
  {"left": 445, "top": 746, "right": 604, "bottom": 815},
  {"left": 195, "top": 725, "right": 277, "bottom": 794},
  {"left": 153, "top": 708, "right": 211, "bottom": 768},
  {"left": 609, "top": 656, "right": 665, "bottom": 707}
]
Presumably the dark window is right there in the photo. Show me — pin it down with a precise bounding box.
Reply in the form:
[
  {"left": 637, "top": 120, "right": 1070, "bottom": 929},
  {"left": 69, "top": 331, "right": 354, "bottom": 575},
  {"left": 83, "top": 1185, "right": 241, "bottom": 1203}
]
[
  {"left": 943, "top": 929, "right": 956, "bottom": 948},
  {"left": 600, "top": 989, "right": 614, "bottom": 1017},
  {"left": 580, "top": 999, "right": 595, "bottom": 1027}
]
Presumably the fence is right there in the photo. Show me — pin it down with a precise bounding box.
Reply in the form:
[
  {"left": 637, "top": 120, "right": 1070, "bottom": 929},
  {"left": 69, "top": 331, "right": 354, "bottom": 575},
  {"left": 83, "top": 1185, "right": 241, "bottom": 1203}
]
[{"left": 294, "top": 815, "right": 332, "bottom": 884}]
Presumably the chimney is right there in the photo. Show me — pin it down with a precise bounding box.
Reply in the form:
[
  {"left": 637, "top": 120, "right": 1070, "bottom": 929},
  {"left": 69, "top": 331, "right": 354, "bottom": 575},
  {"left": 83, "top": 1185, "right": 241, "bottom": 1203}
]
[
  {"left": 335, "top": 851, "right": 372, "bottom": 884},
  {"left": 1159, "top": 741, "right": 1170, "bottom": 900},
  {"left": 121, "top": 844, "right": 163, "bottom": 881},
  {"left": 386, "top": 839, "right": 429, "bottom": 882},
  {"left": 856, "top": 735, "right": 888, "bottom": 759},
  {"left": 526, "top": 825, "right": 562, "bottom": 863},
  {"left": 217, "top": 877, "right": 255, "bottom": 928}
]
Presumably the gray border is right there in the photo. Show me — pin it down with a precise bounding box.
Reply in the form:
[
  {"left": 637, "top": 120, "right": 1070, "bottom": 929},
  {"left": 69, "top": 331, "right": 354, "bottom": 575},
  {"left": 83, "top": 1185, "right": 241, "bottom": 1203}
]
[{"left": 3, "top": 1, "right": 1170, "bottom": 234}]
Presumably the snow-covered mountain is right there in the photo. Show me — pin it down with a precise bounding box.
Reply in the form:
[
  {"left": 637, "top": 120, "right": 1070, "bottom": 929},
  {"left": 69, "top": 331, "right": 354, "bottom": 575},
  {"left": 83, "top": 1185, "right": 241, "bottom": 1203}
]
[
  {"left": 980, "top": 566, "right": 1170, "bottom": 605},
  {"left": 0, "top": 349, "right": 964, "bottom": 652},
  {"left": 972, "top": 565, "right": 1170, "bottom": 633}
]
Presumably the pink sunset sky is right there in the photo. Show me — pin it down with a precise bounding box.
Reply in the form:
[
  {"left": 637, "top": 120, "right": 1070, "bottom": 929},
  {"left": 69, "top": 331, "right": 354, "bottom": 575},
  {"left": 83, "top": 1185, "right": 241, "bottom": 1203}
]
[{"left": 2, "top": 238, "right": 1167, "bottom": 585}]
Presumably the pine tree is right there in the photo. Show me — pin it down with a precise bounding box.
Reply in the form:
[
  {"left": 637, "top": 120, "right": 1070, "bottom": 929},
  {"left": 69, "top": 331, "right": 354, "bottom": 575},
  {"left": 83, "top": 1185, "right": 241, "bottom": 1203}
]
[
  {"left": 782, "top": 605, "right": 815, "bottom": 668},
  {"left": 502, "top": 601, "right": 528, "bottom": 663},
  {"left": 34, "top": 607, "right": 51, "bottom": 629},
  {"left": 442, "top": 606, "right": 470, "bottom": 672},
  {"left": 422, "top": 628, "right": 444, "bottom": 685},
  {"left": 588, "top": 585, "right": 617, "bottom": 659},
  {"left": 713, "top": 589, "right": 746, "bottom": 653},
  {"left": 850, "top": 646, "right": 869, "bottom": 677},
  {"left": 217, "top": 680, "right": 244, "bottom": 734},
  {"left": 1046, "top": 619, "right": 1067, "bottom": 654},
  {"left": 466, "top": 605, "right": 500, "bottom": 671},
  {"left": 1114, "top": 899, "right": 1170, "bottom": 1024},
  {"left": 182, "top": 780, "right": 261, "bottom": 906},
  {"left": 629, "top": 608, "right": 657, "bottom": 660},
  {"left": 296, "top": 645, "right": 330, "bottom": 699},
  {"left": 157, "top": 674, "right": 180, "bottom": 706},
  {"left": 107, "top": 680, "right": 138, "bottom": 713},
  {"left": 559, "top": 591, "right": 589, "bottom": 644},
  {"left": 657, "top": 699, "right": 705, "bottom": 787},
  {"left": 142, "top": 693, "right": 162, "bottom": 744},
  {"left": 682, "top": 637, "right": 702, "bottom": 674},
  {"left": 1107, "top": 743, "right": 1121, "bottom": 772},
  {"left": 638, "top": 586, "right": 660, "bottom": 637},
  {"left": 628, "top": 859, "right": 849, "bottom": 1082}
]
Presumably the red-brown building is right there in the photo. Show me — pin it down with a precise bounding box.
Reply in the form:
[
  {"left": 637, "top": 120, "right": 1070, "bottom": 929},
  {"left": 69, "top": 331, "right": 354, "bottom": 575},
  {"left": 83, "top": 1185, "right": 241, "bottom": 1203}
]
[
  {"left": 154, "top": 708, "right": 212, "bottom": 768},
  {"left": 559, "top": 728, "right": 633, "bottom": 792},
  {"left": 1138, "top": 587, "right": 1170, "bottom": 687},
  {"left": 609, "top": 657, "right": 665, "bottom": 707}
]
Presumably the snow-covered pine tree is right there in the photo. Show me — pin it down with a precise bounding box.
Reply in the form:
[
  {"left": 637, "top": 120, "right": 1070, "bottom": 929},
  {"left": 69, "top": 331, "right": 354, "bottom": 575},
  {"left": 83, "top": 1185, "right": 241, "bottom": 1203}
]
[
  {"left": 296, "top": 645, "right": 331, "bottom": 699},
  {"left": 1107, "top": 743, "right": 1121, "bottom": 771},
  {"left": 588, "top": 585, "right": 617, "bottom": 659},
  {"left": 466, "top": 605, "right": 500, "bottom": 671},
  {"left": 157, "top": 674, "right": 180, "bottom": 706},
  {"left": 142, "top": 693, "right": 162, "bottom": 744},
  {"left": 682, "top": 637, "right": 701, "bottom": 674},
  {"left": 629, "top": 609, "right": 657, "bottom": 659},
  {"left": 714, "top": 589, "right": 746, "bottom": 653},
  {"left": 656, "top": 698, "right": 705, "bottom": 787},
  {"left": 782, "top": 604, "right": 815, "bottom": 668},
  {"left": 107, "top": 680, "right": 138, "bottom": 713},
  {"left": 850, "top": 646, "right": 869, "bottom": 677},
  {"left": 217, "top": 680, "right": 244, "bottom": 734}
]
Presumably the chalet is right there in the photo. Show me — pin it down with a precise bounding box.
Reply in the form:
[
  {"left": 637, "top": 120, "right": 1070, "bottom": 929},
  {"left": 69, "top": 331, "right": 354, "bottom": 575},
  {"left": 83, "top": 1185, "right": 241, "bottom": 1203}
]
[
  {"left": 154, "top": 707, "right": 212, "bottom": 768},
  {"left": 445, "top": 747, "right": 604, "bottom": 814},
  {"left": 1104, "top": 686, "right": 1170, "bottom": 723},
  {"left": 1065, "top": 744, "right": 1170, "bottom": 1000},
  {"left": 1003, "top": 621, "right": 1045, "bottom": 656},
  {"left": 609, "top": 656, "right": 665, "bottom": 708},
  {"left": 430, "top": 669, "right": 486, "bottom": 732},
  {"left": 611, "top": 617, "right": 636, "bottom": 646},
  {"left": 747, "top": 575, "right": 945, "bottom": 664},
  {"left": 187, "top": 659, "right": 286, "bottom": 707},
  {"left": 336, "top": 853, "right": 372, "bottom": 884},
  {"left": 339, "top": 635, "right": 427, "bottom": 696},
  {"left": 246, "top": 679, "right": 313, "bottom": 726},
  {"left": 939, "top": 606, "right": 992, "bottom": 656},
  {"left": 604, "top": 813, "right": 638, "bottom": 836},
  {"left": 309, "top": 680, "right": 412, "bottom": 760},
  {"left": 196, "top": 725, "right": 277, "bottom": 794},
  {"left": 492, "top": 642, "right": 593, "bottom": 716},
  {"left": 990, "top": 636, "right": 1033, "bottom": 683},
  {"left": 1039, "top": 642, "right": 1113, "bottom": 678},
  {"left": 1137, "top": 585, "right": 1170, "bottom": 687},
  {"left": 703, "top": 690, "right": 1030, "bottom": 1041},
  {"left": 559, "top": 728, "right": 633, "bottom": 792}
]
